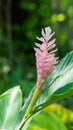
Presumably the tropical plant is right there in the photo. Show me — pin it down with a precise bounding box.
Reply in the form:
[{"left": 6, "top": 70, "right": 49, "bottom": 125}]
[{"left": 0, "top": 27, "right": 73, "bottom": 130}]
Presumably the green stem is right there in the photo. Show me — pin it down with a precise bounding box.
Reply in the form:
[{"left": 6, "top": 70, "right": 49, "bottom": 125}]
[{"left": 18, "top": 80, "right": 45, "bottom": 130}]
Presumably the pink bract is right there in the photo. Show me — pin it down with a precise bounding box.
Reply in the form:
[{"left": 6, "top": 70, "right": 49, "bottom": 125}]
[{"left": 34, "top": 26, "right": 58, "bottom": 87}]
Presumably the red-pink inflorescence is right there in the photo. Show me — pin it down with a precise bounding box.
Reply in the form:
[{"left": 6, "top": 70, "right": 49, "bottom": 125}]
[{"left": 34, "top": 26, "right": 58, "bottom": 87}]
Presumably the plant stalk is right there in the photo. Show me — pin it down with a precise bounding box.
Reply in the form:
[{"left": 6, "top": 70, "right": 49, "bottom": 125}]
[{"left": 18, "top": 79, "right": 45, "bottom": 130}]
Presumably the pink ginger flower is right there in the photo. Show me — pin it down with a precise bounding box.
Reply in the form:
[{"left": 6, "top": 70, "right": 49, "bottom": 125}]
[{"left": 34, "top": 26, "right": 58, "bottom": 87}]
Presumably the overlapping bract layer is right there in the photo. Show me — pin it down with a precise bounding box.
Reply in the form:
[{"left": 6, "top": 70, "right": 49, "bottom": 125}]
[{"left": 34, "top": 27, "right": 58, "bottom": 86}]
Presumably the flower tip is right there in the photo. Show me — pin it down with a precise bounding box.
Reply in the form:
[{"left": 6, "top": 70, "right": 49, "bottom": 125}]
[{"left": 45, "top": 26, "right": 51, "bottom": 34}]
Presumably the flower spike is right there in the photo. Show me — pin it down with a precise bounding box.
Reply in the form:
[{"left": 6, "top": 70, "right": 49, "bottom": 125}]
[{"left": 34, "top": 26, "right": 58, "bottom": 87}]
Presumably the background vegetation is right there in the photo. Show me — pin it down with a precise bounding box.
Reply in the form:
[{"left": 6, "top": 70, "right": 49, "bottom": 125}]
[{"left": 0, "top": 0, "right": 73, "bottom": 129}]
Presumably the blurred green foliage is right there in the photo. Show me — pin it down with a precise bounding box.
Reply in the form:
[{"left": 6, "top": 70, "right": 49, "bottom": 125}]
[
  {"left": 28, "top": 104, "right": 73, "bottom": 130},
  {"left": 1, "top": 0, "right": 73, "bottom": 59}
]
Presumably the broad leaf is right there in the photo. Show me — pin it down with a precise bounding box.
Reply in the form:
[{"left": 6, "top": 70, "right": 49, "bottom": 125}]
[
  {"left": 16, "top": 51, "right": 73, "bottom": 129},
  {"left": 0, "top": 86, "right": 22, "bottom": 130},
  {"left": 28, "top": 103, "right": 73, "bottom": 130},
  {"left": 28, "top": 108, "right": 67, "bottom": 130},
  {"left": 16, "top": 88, "right": 34, "bottom": 130},
  {"left": 33, "top": 51, "right": 73, "bottom": 112}
]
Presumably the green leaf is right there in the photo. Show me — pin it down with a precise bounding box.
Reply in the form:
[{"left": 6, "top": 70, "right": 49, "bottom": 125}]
[
  {"left": 0, "top": 86, "right": 22, "bottom": 130},
  {"left": 16, "top": 88, "right": 34, "bottom": 130},
  {"left": 16, "top": 51, "right": 73, "bottom": 129},
  {"left": 33, "top": 51, "right": 73, "bottom": 112},
  {"left": 28, "top": 109, "right": 67, "bottom": 130}
]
